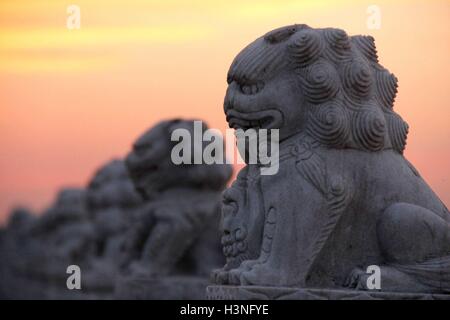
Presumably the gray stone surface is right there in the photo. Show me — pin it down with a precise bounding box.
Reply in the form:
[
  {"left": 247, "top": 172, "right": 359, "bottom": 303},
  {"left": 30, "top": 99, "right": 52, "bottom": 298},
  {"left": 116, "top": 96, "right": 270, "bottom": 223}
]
[
  {"left": 206, "top": 285, "right": 450, "bottom": 300},
  {"left": 210, "top": 24, "right": 450, "bottom": 297},
  {"left": 116, "top": 276, "right": 208, "bottom": 300}
]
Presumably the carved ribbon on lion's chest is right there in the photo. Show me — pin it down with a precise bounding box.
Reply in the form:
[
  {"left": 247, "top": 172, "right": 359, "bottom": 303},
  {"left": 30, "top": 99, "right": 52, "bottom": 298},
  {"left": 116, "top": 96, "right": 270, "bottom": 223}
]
[{"left": 292, "top": 140, "right": 351, "bottom": 274}]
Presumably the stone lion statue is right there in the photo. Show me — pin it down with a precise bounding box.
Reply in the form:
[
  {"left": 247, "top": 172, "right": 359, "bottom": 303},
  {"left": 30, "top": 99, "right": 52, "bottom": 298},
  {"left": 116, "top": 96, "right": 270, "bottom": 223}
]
[
  {"left": 123, "top": 119, "right": 232, "bottom": 277},
  {"left": 212, "top": 24, "right": 450, "bottom": 294},
  {"left": 86, "top": 159, "right": 142, "bottom": 262}
]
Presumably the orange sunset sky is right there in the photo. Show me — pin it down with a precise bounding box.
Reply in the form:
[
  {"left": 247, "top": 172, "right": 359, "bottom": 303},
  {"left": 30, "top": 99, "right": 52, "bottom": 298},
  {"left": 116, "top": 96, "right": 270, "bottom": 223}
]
[{"left": 0, "top": 0, "right": 449, "bottom": 224}]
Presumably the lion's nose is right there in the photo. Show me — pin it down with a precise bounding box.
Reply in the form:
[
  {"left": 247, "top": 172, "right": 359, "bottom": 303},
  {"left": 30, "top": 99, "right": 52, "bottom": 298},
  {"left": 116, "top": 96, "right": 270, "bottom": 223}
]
[
  {"left": 222, "top": 212, "right": 233, "bottom": 235},
  {"left": 223, "top": 81, "right": 239, "bottom": 113},
  {"left": 224, "top": 96, "right": 233, "bottom": 114}
]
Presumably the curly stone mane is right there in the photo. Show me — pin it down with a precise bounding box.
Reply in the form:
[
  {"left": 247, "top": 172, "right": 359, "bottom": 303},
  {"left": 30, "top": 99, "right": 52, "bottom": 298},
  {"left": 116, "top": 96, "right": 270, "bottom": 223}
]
[{"left": 228, "top": 24, "right": 409, "bottom": 153}]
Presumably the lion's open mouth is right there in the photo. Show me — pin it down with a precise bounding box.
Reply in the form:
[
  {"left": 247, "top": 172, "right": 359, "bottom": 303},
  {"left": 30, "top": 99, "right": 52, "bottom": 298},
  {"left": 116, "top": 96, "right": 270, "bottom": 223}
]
[{"left": 225, "top": 109, "right": 283, "bottom": 130}]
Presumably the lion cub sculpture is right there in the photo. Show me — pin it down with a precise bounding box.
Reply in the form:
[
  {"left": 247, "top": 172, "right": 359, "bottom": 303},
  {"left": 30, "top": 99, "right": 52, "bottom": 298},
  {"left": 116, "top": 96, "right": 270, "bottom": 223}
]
[{"left": 211, "top": 24, "right": 450, "bottom": 296}]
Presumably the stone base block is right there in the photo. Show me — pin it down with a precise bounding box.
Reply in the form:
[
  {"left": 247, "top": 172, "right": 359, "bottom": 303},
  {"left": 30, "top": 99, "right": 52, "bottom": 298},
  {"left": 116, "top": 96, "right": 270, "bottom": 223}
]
[
  {"left": 115, "top": 276, "right": 208, "bottom": 299},
  {"left": 206, "top": 285, "right": 450, "bottom": 300}
]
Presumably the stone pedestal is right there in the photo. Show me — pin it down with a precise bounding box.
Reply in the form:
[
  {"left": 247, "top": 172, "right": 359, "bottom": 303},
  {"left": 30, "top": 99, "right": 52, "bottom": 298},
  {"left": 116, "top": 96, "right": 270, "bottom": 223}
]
[
  {"left": 206, "top": 285, "right": 450, "bottom": 300},
  {"left": 115, "top": 276, "right": 209, "bottom": 300}
]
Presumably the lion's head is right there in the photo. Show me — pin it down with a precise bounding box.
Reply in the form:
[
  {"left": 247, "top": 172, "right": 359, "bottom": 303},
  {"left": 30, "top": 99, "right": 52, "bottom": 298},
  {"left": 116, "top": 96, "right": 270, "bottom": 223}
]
[
  {"left": 87, "top": 159, "right": 142, "bottom": 212},
  {"left": 224, "top": 24, "right": 408, "bottom": 153},
  {"left": 125, "top": 119, "right": 232, "bottom": 200},
  {"left": 45, "top": 188, "right": 88, "bottom": 221}
]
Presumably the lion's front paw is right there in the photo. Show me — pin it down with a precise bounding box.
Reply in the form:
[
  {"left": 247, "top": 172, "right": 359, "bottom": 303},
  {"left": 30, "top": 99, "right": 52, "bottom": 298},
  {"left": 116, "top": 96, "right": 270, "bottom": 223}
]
[
  {"left": 344, "top": 268, "right": 370, "bottom": 290},
  {"left": 221, "top": 259, "right": 259, "bottom": 285},
  {"left": 239, "top": 262, "right": 281, "bottom": 286},
  {"left": 240, "top": 259, "right": 260, "bottom": 271},
  {"left": 210, "top": 268, "right": 229, "bottom": 284},
  {"left": 227, "top": 268, "right": 243, "bottom": 285}
]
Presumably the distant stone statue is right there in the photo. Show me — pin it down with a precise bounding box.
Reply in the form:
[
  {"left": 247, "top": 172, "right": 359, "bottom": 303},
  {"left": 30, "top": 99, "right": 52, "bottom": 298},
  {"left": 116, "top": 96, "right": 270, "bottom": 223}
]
[
  {"left": 0, "top": 119, "right": 232, "bottom": 300},
  {"left": 0, "top": 189, "right": 96, "bottom": 299},
  {"left": 33, "top": 188, "right": 95, "bottom": 264},
  {"left": 81, "top": 159, "right": 143, "bottom": 295},
  {"left": 209, "top": 24, "right": 450, "bottom": 299},
  {"left": 0, "top": 207, "right": 38, "bottom": 299},
  {"left": 86, "top": 159, "right": 142, "bottom": 263},
  {"left": 115, "top": 119, "right": 233, "bottom": 299}
]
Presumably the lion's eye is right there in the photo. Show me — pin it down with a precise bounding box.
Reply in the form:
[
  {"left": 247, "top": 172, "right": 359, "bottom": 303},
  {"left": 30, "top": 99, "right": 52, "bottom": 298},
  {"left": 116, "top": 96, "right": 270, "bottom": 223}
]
[
  {"left": 241, "top": 84, "right": 252, "bottom": 95},
  {"left": 222, "top": 199, "right": 239, "bottom": 215},
  {"left": 240, "top": 82, "right": 264, "bottom": 95},
  {"left": 222, "top": 201, "right": 238, "bottom": 216}
]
